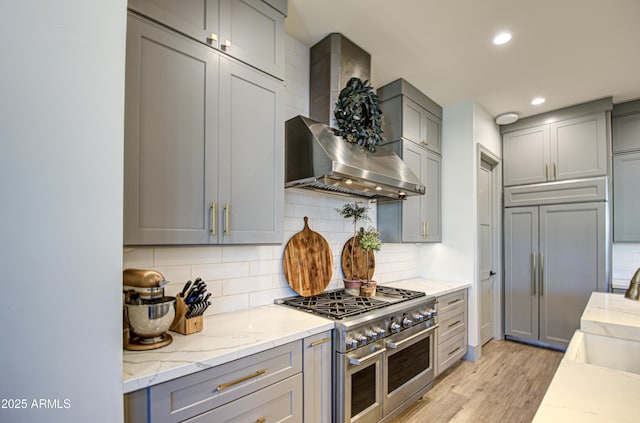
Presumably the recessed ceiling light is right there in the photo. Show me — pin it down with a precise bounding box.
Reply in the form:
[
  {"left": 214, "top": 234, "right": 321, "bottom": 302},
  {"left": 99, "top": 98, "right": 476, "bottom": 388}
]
[
  {"left": 493, "top": 32, "right": 512, "bottom": 45},
  {"left": 531, "top": 97, "right": 546, "bottom": 105}
]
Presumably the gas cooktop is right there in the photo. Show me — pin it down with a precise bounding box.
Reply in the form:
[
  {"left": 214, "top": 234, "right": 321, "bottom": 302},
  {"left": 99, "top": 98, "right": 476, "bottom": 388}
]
[{"left": 275, "top": 286, "right": 426, "bottom": 319}]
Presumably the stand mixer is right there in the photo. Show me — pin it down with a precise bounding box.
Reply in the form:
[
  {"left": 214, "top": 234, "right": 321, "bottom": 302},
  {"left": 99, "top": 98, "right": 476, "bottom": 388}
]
[{"left": 123, "top": 269, "right": 176, "bottom": 350}]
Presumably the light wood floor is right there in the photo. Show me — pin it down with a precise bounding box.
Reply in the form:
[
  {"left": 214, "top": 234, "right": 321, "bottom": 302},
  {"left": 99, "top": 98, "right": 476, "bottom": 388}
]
[{"left": 391, "top": 340, "right": 563, "bottom": 423}]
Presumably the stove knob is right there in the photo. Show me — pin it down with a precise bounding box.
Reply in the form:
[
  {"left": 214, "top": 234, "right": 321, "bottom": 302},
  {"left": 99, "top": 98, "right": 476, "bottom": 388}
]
[
  {"left": 357, "top": 335, "right": 367, "bottom": 347},
  {"left": 366, "top": 332, "right": 378, "bottom": 342},
  {"left": 425, "top": 310, "right": 433, "bottom": 319},
  {"left": 430, "top": 308, "right": 438, "bottom": 317},
  {"left": 346, "top": 338, "right": 358, "bottom": 350},
  {"left": 414, "top": 313, "right": 425, "bottom": 323},
  {"left": 402, "top": 318, "right": 413, "bottom": 328},
  {"left": 376, "top": 328, "right": 386, "bottom": 338},
  {"left": 389, "top": 322, "right": 401, "bottom": 333}
]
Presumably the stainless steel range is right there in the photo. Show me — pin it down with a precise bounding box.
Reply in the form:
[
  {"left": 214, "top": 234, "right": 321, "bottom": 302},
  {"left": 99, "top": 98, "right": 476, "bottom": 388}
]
[{"left": 277, "top": 286, "right": 438, "bottom": 423}]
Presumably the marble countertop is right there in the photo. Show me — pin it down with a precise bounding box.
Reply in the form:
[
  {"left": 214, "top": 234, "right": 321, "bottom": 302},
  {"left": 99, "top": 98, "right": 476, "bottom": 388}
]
[
  {"left": 533, "top": 292, "right": 640, "bottom": 422},
  {"left": 122, "top": 304, "right": 333, "bottom": 394},
  {"left": 381, "top": 277, "right": 471, "bottom": 297},
  {"left": 581, "top": 292, "right": 640, "bottom": 342},
  {"left": 122, "top": 277, "right": 468, "bottom": 394}
]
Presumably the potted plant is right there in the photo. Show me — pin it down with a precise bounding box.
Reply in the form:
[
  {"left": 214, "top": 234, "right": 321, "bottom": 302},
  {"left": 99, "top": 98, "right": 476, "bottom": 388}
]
[
  {"left": 358, "top": 226, "right": 382, "bottom": 298},
  {"left": 336, "top": 201, "right": 369, "bottom": 295}
]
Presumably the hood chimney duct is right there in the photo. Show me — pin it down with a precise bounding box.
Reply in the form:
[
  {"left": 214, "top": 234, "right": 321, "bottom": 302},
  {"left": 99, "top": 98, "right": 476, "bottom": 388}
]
[{"left": 309, "top": 33, "right": 371, "bottom": 127}]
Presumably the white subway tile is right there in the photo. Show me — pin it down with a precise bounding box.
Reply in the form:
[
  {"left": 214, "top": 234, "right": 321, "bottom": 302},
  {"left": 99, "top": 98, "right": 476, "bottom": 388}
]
[
  {"left": 154, "top": 246, "right": 222, "bottom": 266},
  {"left": 192, "top": 261, "right": 250, "bottom": 280},
  {"left": 123, "top": 247, "right": 154, "bottom": 268},
  {"left": 223, "top": 275, "right": 274, "bottom": 296},
  {"left": 207, "top": 293, "right": 249, "bottom": 315}
]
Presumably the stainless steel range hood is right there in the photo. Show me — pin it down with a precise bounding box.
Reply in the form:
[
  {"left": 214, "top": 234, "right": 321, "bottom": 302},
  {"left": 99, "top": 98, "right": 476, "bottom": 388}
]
[{"left": 285, "top": 116, "right": 425, "bottom": 201}]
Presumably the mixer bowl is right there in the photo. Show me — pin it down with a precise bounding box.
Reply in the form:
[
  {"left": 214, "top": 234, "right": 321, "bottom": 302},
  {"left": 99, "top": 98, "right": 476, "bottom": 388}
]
[{"left": 125, "top": 296, "right": 176, "bottom": 340}]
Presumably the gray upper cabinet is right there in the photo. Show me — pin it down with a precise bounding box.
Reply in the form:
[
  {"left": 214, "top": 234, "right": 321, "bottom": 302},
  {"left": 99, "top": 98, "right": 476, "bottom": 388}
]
[
  {"left": 503, "top": 112, "right": 608, "bottom": 187},
  {"left": 128, "top": 0, "right": 285, "bottom": 80},
  {"left": 124, "top": 13, "right": 283, "bottom": 245},
  {"left": 218, "top": 57, "right": 283, "bottom": 244},
  {"left": 124, "top": 14, "right": 219, "bottom": 245},
  {"left": 377, "top": 79, "right": 443, "bottom": 155},
  {"left": 378, "top": 140, "right": 441, "bottom": 243},
  {"left": 612, "top": 100, "right": 640, "bottom": 241}
]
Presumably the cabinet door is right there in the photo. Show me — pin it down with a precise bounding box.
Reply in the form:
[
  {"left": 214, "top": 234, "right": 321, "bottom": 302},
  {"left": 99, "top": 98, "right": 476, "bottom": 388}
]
[
  {"left": 219, "top": 0, "right": 285, "bottom": 79},
  {"left": 503, "top": 125, "right": 550, "bottom": 186},
  {"left": 424, "top": 151, "right": 441, "bottom": 242},
  {"left": 504, "top": 207, "right": 539, "bottom": 342},
  {"left": 550, "top": 113, "right": 608, "bottom": 181},
  {"left": 613, "top": 152, "right": 640, "bottom": 241},
  {"left": 218, "top": 57, "right": 283, "bottom": 244},
  {"left": 612, "top": 113, "right": 640, "bottom": 153},
  {"left": 401, "top": 97, "right": 424, "bottom": 145},
  {"left": 128, "top": 0, "right": 220, "bottom": 49},
  {"left": 424, "top": 112, "right": 442, "bottom": 155},
  {"left": 303, "top": 331, "right": 332, "bottom": 423},
  {"left": 124, "top": 14, "right": 220, "bottom": 245},
  {"left": 400, "top": 141, "right": 427, "bottom": 243},
  {"left": 538, "top": 203, "right": 606, "bottom": 348}
]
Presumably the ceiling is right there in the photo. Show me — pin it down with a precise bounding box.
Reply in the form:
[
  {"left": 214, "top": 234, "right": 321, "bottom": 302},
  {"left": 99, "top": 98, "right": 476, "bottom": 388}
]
[{"left": 284, "top": 0, "right": 640, "bottom": 120}]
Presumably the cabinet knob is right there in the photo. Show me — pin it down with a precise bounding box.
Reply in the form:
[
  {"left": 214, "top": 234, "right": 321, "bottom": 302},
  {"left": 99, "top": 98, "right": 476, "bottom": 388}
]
[
  {"left": 422, "top": 140, "right": 429, "bottom": 146},
  {"left": 207, "top": 33, "right": 218, "bottom": 44},
  {"left": 222, "top": 40, "right": 231, "bottom": 51}
]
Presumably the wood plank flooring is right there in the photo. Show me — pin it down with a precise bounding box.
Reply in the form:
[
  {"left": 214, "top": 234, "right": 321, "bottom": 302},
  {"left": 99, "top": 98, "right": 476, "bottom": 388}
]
[{"left": 391, "top": 340, "right": 563, "bottom": 423}]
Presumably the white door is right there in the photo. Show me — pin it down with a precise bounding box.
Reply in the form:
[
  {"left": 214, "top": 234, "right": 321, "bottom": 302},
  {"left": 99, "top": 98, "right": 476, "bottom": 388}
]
[{"left": 479, "top": 158, "right": 495, "bottom": 345}]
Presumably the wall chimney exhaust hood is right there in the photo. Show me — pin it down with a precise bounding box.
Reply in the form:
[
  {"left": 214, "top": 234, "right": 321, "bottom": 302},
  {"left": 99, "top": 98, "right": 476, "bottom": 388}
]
[{"left": 285, "top": 115, "right": 425, "bottom": 201}]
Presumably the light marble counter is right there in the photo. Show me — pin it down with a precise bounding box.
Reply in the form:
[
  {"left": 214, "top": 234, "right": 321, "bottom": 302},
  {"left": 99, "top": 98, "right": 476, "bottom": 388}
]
[
  {"left": 581, "top": 292, "right": 640, "bottom": 342},
  {"left": 381, "top": 277, "right": 471, "bottom": 297},
  {"left": 122, "top": 304, "right": 333, "bottom": 394},
  {"left": 533, "top": 292, "right": 640, "bottom": 422}
]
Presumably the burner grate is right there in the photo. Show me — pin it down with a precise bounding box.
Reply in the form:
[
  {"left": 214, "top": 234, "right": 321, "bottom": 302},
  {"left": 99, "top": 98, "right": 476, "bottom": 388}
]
[{"left": 278, "top": 287, "right": 425, "bottom": 319}]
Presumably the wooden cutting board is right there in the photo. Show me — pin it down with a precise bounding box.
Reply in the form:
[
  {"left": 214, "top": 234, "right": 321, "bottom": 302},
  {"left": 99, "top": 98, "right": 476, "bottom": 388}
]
[
  {"left": 283, "top": 217, "right": 333, "bottom": 296},
  {"left": 341, "top": 229, "right": 375, "bottom": 280}
]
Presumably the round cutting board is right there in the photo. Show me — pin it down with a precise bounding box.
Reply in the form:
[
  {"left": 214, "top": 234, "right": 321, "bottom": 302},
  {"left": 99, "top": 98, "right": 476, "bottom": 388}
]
[
  {"left": 341, "top": 229, "right": 375, "bottom": 280},
  {"left": 283, "top": 217, "right": 333, "bottom": 296}
]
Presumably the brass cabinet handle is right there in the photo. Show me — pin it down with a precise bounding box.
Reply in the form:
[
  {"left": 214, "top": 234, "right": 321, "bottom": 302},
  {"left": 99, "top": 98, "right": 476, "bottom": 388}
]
[
  {"left": 545, "top": 164, "right": 549, "bottom": 180},
  {"left": 540, "top": 253, "right": 545, "bottom": 296},
  {"left": 553, "top": 163, "right": 557, "bottom": 179},
  {"left": 422, "top": 140, "right": 429, "bottom": 146},
  {"left": 422, "top": 221, "right": 429, "bottom": 237},
  {"left": 448, "top": 298, "right": 461, "bottom": 305},
  {"left": 224, "top": 203, "right": 230, "bottom": 235},
  {"left": 217, "top": 370, "right": 266, "bottom": 392},
  {"left": 532, "top": 253, "right": 537, "bottom": 295},
  {"left": 211, "top": 202, "right": 216, "bottom": 236},
  {"left": 448, "top": 346, "right": 462, "bottom": 356},
  {"left": 207, "top": 33, "right": 218, "bottom": 44},
  {"left": 256, "top": 419, "right": 266, "bottom": 423},
  {"left": 222, "top": 39, "right": 231, "bottom": 51},
  {"left": 448, "top": 320, "right": 461, "bottom": 329},
  {"left": 310, "top": 337, "right": 330, "bottom": 348}
]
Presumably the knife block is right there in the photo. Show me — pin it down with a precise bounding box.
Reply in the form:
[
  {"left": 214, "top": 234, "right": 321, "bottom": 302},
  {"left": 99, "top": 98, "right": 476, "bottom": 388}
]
[{"left": 170, "top": 295, "right": 204, "bottom": 335}]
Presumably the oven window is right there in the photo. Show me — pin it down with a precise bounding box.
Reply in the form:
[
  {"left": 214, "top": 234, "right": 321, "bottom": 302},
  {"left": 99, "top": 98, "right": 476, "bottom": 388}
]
[
  {"left": 387, "top": 337, "right": 430, "bottom": 393},
  {"left": 351, "top": 364, "right": 377, "bottom": 417}
]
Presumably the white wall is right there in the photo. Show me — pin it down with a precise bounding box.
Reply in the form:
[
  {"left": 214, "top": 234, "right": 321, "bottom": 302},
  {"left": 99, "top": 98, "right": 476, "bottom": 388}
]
[
  {"left": 419, "top": 100, "right": 501, "bottom": 360},
  {"left": 124, "top": 35, "right": 423, "bottom": 313},
  {"left": 0, "top": 1, "right": 126, "bottom": 422}
]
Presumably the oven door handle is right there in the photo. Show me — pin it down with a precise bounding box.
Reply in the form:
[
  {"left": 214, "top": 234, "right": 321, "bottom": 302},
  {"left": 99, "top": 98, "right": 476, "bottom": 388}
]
[
  {"left": 386, "top": 324, "right": 439, "bottom": 349},
  {"left": 348, "top": 347, "right": 386, "bottom": 366}
]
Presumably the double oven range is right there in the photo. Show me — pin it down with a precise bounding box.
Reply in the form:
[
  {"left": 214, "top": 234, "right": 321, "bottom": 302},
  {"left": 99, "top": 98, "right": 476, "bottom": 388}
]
[{"left": 277, "top": 286, "right": 438, "bottom": 423}]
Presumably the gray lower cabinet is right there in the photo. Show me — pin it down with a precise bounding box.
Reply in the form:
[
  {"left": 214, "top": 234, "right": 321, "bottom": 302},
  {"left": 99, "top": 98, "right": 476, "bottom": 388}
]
[
  {"left": 503, "top": 112, "right": 608, "bottom": 187},
  {"left": 128, "top": 0, "right": 286, "bottom": 79},
  {"left": 612, "top": 100, "right": 640, "bottom": 242},
  {"left": 302, "top": 331, "right": 332, "bottom": 423},
  {"left": 378, "top": 140, "right": 441, "bottom": 243},
  {"left": 435, "top": 289, "right": 467, "bottom": 377},
  {"left": 504, "top": 202, "right": 607, "bottom": 348},
  {"left": 123, "top": 13, "right": 283, "bottom": 245},
  {"left": 124, "top": 341, "right": 302, "bottom": 423}
]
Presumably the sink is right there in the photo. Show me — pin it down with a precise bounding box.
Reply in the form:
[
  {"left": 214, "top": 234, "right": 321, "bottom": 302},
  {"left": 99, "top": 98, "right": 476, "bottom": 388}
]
[{"left": 565, "top": 330, "right": 640, "bottom": 374}]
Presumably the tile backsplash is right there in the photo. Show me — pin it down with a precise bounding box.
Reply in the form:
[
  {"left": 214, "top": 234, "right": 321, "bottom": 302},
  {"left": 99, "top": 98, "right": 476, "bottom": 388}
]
[
  {"left": 123, "top": 35, "right": 421, "bottom": 315},
  {"left": 612, "top": 243, "right": 640, "bottom": 281}
]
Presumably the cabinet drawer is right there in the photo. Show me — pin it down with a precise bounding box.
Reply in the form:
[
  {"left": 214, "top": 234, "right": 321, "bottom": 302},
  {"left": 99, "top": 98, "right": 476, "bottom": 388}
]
[
  {"left": 149, "top": 341, "right": 302, "bottom": 423},
  {"left": 438, "top": 308, "right": 466, "bottom": 343},
  {"left": 185, "top": 373, "right": 302, "bottom": 423},
  {"left": 437, "top": 333, "right": 467, "bottom": 375},
  {"left": 438, "top": 290, "right": 466, "bottom": 316}
]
